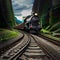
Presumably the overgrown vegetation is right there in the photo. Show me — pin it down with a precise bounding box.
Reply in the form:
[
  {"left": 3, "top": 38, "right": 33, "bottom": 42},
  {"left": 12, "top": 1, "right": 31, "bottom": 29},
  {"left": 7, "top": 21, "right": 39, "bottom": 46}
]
[{"left": 0, "top": 29, "right": 19, "bottom": 41}]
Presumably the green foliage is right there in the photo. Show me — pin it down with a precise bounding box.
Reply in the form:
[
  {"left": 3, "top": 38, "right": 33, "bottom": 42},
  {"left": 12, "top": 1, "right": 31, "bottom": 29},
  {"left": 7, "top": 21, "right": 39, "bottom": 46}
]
[
  {"left": 40, "top": 13, "right": 49, "bottom": 28},
  {"left": 49, "top": 22, "right": 60, "bottom": 31},
  {"left": 5, "top": 0, "right": 16, "bottom": 27},
  {"left": 41, "top": 28, "right": 51, "bottom": 34},
  {"left": 0, "top": 29, "right": 19, "bottom": 41}
]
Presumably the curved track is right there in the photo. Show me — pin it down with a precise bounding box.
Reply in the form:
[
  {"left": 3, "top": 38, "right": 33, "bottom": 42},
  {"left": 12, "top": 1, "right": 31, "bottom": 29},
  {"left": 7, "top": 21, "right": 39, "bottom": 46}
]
[
  {"left": 15, "top": 35, "right": 48, "bottom": 60},
  {"left": 0, "top": 32, "right": 30, "bottom": 60},
  {"left": 32, "top": 34, "right": 60, "bottom": 60},
  {"left": 9, "top": 33, "right": 55, "bottom": 60},
  {"left": 0, "top": 31, "right": 60, "bottom": 60},
  {"left": 0, "top": 32, "right": 24, "bottom": 56}
]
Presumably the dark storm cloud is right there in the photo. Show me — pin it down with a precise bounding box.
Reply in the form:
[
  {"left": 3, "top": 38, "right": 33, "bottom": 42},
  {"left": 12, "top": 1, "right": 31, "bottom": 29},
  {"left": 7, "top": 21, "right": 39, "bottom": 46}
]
[
  {"left": 14, "top": 5, "right": 28, "bottom": 10},
  {"left": 12, "top": 0, "right": 34, "bottom": 16}
]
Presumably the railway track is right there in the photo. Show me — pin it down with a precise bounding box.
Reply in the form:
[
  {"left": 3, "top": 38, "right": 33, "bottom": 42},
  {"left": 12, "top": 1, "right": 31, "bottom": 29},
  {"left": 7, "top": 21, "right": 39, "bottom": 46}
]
[
  {"left": 0, "top": 31, "right": 60, "bottom": 60},
  {"left": 14, "top": 35, "right": 48, "bottom": 60},
  {"left": 38, "top": 34, "right": 60, "bottom": 46},
  {"left": 0, "top": 33, "right": 30, "bottom": 60},
  {"left": 32, "top": 34, "right": 60, "bottom": 60},
  {"left": 0, "top": 32, "right": 24, "bottom": 56}
]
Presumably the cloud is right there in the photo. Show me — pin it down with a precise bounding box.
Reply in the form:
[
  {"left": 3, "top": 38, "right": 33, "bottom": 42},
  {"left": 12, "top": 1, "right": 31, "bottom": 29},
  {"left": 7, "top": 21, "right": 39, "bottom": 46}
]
[
  {"left": 12, "top": 0, "right": 34, "bottom": 16},
  {"left": 14, "top": 13, "right": 22, "bottom": 16},
  {"left": 21, "top": 9, "right": 32, "bottom": 16}
]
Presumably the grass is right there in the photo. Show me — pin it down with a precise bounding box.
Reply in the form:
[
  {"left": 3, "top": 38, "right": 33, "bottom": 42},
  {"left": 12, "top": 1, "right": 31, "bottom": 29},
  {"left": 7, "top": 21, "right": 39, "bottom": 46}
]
[
  {"left": 0, "top": 29, "right": 20, "bottom": 41},
  {"left": 40, "top": 28, "right": 60, "bottom": 41},
  {"left": 41, "top": 28, "right": 51, "bottom": 34}
]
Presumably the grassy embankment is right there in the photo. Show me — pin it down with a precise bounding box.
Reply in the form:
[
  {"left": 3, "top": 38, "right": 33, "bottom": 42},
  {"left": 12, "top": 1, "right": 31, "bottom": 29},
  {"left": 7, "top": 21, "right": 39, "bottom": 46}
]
[
  {"left": 0, "top": 29, "right": 19, "bottom": 41},
  {"left": 41, "top": 28, "right": 60, "bottom": 41}
]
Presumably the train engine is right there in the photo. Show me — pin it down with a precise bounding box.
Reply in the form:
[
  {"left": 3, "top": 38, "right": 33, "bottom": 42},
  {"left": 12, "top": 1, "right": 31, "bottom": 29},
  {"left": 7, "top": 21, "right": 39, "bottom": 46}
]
[{"left": 25, "top": 13, "right": 41, "bottom": 34}]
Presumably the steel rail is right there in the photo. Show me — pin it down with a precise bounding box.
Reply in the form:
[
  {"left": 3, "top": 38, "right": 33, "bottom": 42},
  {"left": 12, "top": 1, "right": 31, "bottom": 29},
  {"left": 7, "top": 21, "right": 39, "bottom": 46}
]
[
  {"left": 16, "top": 34, "right": 50, "bottom": 60},
  {"left": 32, "top": 35, "right": 60, "bottom": 60},
  {"left": 0, "top": 32, "right": 24, "bottom": 56},
  {"left": 0, "top": 33, "right": 30, "bottom": 60},
  {"left": 39, "top": 34, "right": 60, "bottom": 46}
]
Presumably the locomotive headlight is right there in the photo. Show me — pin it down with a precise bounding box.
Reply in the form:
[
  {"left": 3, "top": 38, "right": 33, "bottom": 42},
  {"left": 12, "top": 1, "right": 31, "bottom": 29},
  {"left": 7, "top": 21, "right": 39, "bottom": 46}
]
[{"left": 35, "top": 13, "right": 38, "bottom": 16}]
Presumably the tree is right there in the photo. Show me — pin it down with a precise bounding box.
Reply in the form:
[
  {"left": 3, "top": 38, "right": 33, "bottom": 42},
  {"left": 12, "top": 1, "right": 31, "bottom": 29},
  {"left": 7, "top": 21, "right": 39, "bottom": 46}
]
[{"left": 0, "top": 0, "right": 16, "bottom": 29}]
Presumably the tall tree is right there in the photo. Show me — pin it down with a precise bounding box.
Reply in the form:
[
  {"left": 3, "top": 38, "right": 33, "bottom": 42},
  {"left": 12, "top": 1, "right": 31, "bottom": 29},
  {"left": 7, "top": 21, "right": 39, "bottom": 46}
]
[
  {"left": 32, "top": 0, "right": 52, "bottom": 27},
  {"left": 0, "top": 0, "right": 16, "bottom": 29},
  {"left": 50, "top": 0, "right": 60, "bottom": 25}
]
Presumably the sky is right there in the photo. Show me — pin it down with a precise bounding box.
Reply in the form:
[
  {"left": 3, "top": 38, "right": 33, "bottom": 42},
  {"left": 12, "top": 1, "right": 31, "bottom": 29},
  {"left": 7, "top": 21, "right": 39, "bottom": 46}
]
[{"left": 12, "top": 0, "right": 34, "bottom": 20}]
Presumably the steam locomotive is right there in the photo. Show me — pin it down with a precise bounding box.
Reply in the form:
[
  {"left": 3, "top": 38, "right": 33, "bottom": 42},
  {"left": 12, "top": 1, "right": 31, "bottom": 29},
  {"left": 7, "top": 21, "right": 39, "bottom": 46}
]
[{"left": 24, "top": 13, "right": 41, "bottom": 34}]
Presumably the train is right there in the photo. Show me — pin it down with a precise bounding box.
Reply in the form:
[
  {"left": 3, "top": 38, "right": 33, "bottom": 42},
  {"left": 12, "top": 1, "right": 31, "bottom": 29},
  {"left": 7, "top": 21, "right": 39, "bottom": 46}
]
[{"left": 24, "top": 13, "right": 42, "bottom": 34}]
